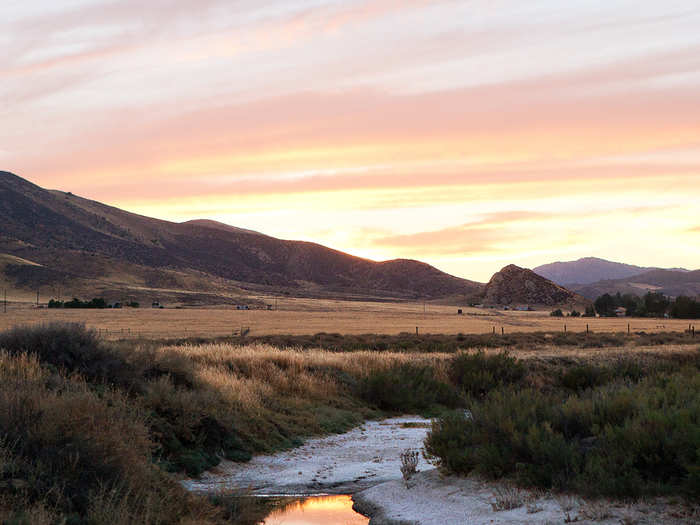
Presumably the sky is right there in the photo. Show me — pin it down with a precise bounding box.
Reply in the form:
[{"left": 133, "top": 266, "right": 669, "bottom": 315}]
[{"left": 2, "top": 0, "right": 699, "bottom": 281}]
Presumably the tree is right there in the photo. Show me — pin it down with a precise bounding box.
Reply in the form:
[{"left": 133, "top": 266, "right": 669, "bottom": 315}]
[
  {"left": 594, "top": 294, "right": 616, "bottom": 317},
  {"left": 669, "top": 296, "right": 700, "bottom": 319},
  {"left": 643, "top": 292, "right": 669, "bottom": 317},
  {"left": 550, "top": 309, "right": 564, "bottom": 317},
  {"left": 569, "top": 310, "right": 581, "bottom": 317}
]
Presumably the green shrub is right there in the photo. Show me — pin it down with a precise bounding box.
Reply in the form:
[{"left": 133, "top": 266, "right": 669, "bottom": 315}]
[
  {"left": 558, "top": 364, "right": 610, "bottom": 392},
  {"left": 0, "top": 352, "right": 192, "bottom": 523},
  {"left": 360, "top": 363, "right": 461, "bottom": 411},
  {"left": 448, "top": 351, "right": 526, "bottom": 397},
  {"left": 425, "top": 370, "right": 700, "bottom": 499},
  {"left": 0, "top": 323, "right": 134, "bottom": 386}
]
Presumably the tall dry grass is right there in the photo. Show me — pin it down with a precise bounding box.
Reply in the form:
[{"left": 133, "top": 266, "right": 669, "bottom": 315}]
[{"left": 0, "top": 350, "right": 223, "bottom": 525}]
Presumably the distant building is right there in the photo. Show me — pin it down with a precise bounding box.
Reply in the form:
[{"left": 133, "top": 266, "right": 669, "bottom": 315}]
[
  {"left": 236, "top": 305, "right": 249, "bottom": 310},
  {"left": 615, "top": 307, "right": 627, "bottom": 317},
  {"left": 152, "top": 301, "right": 161, "bottom": 308}
]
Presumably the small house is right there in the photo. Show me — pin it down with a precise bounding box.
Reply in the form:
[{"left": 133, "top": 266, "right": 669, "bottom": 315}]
[{"left": 615, "top": 307, "right": 627, "bottom": 317}]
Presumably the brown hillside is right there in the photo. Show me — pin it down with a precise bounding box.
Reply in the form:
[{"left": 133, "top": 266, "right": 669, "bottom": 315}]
[{"left": 0, "top": 171, "right": 482, "bottom": 302}]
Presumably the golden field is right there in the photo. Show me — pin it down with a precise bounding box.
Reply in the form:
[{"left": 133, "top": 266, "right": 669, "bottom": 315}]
[{"left": 0, "top": 297, "right": 697, "bottom": 339}]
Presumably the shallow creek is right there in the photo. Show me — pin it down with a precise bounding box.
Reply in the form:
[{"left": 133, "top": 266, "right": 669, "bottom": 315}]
[
  {"left": 183, "top": 416, "right": 434, "bottom": 522},
  {"left": 259, "top": 495, "right": 368, "bottom": 524},
  {"left": 184, "top": 416, "right": 434, "bottom": 495}
]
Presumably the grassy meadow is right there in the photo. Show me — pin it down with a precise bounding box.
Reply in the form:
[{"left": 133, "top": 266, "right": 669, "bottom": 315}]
[
  {"left": 0, "top": 299, "right": 698, "bottom": 339},
  {"left": 0, "top": 321, "right": 697, "bottom": 524}
]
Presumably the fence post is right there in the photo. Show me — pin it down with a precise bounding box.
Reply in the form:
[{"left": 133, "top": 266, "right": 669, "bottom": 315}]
[
  {"left": 415, "top": 326, "right": 418, "bottom": 336},
  {"left": 501, "top": 326, "right": 504, "bottom": 335},
  {"left": 586, "top": 324, "right": 589, "bottom": 334}
]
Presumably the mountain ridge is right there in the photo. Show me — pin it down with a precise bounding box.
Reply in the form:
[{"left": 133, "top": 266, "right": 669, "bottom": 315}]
[
  {"left": 1, "top": 171, "right": 482, "bottom": 303},
  {"left": 534, "top": 256, "right": 690, "bottom": 286}
]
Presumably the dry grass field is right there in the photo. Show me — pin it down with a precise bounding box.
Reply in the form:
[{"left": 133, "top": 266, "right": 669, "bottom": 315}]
[{"left": 0, "top": 297, "right": 697, "bottom": 339}]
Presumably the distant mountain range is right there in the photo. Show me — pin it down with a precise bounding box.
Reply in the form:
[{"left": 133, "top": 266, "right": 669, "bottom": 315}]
[
  {"left": 533, "top": 257, "right": 698, "bottom": 300},
  {"left": 3, "top": 171, "right": 693, "bottom": 307},
  {"left": 533, "top": 257, "right": 688, "bottom": 285}
]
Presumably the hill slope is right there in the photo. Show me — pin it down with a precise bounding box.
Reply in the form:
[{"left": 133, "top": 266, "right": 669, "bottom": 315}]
[
  {"left": 0, "top": 171, "right": 481, "bottom": 302},
  {"left": 571, "top": 269, "right": 700, "bottom": 300},
  {"left": 482, "top": 264, "right": 587, "bottom": 307}
]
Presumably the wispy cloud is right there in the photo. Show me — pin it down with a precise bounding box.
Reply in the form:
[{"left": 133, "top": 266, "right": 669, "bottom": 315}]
[{"left": 2, "top": 1, "right": 700, "bottom": 278}]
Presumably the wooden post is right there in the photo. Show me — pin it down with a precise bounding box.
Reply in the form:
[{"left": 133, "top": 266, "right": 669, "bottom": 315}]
[
  {"left": 586, "top": 324, "right": 589, "bottom": 334},
  {"left": 36, "top": 291, "right": 39, "bottom": 306},
  {"left": 3, "top": 289, "right": 6, "bottom": 314},
  {"left": 492, "top": 326, "right": 495, "bottom": 335},
  {"left": 564, "top": 324, "right": 566, "bottom": 333},
  {"left": 628, "top": 323, "right": 630, "bottom": 334},
  {"left": 501, "top": 326, "right": 504, "bottom": 335},
  {"left": 416, "top": 326, "right": 419, "bottom": 335}
]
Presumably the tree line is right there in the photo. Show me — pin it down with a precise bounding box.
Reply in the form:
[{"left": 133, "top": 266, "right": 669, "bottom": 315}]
[
  {"left": 593, "top": 292, "right": 700, "bottom": 319},
  {"left": 48, "top": 298, "right": 139, "bottom": 309}
]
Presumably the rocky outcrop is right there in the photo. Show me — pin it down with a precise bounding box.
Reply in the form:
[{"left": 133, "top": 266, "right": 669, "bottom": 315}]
[{"left": 482, "top": 264, "right": 584, "bottom": 306}]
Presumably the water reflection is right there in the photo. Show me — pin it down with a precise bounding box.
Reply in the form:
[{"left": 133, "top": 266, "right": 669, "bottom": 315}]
[{"left": 262, "top": 495, "right": 368, "bottom": 525}]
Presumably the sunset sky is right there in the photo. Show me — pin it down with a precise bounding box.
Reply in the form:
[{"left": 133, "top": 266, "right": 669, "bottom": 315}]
[{"left": 2, "top": 1, "right": 699, "bottom": 281}]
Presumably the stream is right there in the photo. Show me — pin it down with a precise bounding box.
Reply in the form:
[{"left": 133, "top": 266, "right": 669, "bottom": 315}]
[
  {"left": 259, "top": 495, "right": 368, "bottom": 524},
  {"left": 183, "top": 416, "right": 434, "bottom": 522}
]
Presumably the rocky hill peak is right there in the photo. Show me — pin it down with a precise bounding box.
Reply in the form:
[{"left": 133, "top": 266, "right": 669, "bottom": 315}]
[{"left": 483, "top": 264, "right": 583, "bottom": 306}]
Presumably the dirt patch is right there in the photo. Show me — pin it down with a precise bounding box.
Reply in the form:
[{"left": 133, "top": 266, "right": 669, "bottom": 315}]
[
  {"left": 353, "top": 470, "right": 698, "bottom": 525},
  {"left": 182, "top": 416, "right": 434, "bottom": 495}
]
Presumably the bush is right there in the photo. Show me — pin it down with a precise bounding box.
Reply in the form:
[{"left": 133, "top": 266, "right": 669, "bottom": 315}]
[
  {"left": 558, "top": 364, "right": 610, "bottom": 392},
  {"left": 0, "top": 323, "right": 134, "bottom": 386},
  {"left": 0, "top": 352, "right": 201, "bottom": 523},
  {"left": 448, "top": 351, "right": 525, "bottom": 398},
  {"left": 360, "top": 363, "right": 460, "bottom": 411},
  {"left": 425, "top": 369, "right": 700, "bottom": 499},
  {"left": 550, "top": 309, "right": 564, "bottom": 317}
]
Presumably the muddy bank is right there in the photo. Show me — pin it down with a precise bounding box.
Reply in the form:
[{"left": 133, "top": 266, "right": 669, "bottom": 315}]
[
  {"left": 353, "top": 470, "right": 698, "bottom": 525},
  {"left": 183, "top": 416, "right": 434, "bottom": 495}
]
